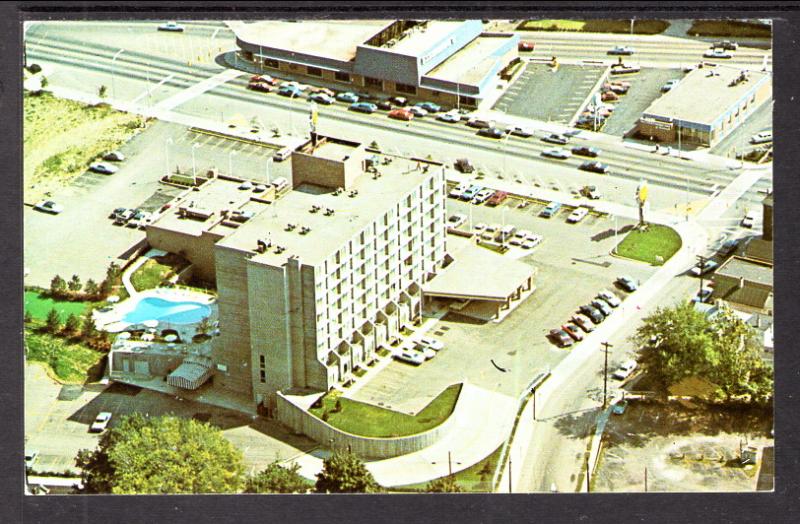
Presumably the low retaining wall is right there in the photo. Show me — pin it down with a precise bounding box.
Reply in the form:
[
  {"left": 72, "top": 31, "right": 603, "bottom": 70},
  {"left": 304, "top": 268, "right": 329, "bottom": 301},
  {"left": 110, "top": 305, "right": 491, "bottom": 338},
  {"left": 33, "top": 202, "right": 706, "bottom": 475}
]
[{"left": 276, "top": 385, "right": 463, "bottom": 459}]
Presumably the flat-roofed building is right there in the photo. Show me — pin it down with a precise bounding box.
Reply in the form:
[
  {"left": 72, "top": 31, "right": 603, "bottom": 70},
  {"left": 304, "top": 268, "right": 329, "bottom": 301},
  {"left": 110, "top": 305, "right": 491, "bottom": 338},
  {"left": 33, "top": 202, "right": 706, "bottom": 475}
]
[
  {"left": 231, "top": 19, "right": 519, "bottom": 108},
  {"left": 636, "top": 64, "right": 771, "bottom": 146}
]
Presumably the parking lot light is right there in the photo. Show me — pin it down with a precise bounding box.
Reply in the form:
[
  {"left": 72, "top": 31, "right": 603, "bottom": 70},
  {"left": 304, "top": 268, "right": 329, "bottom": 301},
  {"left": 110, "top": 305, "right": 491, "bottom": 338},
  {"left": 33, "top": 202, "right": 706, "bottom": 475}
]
[
  {"left": 165, "top": 137, "right": 173, "bottom": 176},
  {"left": 191, "top": 143, "right": 200, "bottom": 180},
  {"left": 111, "top": 48, "right": 125, "bottom": 101},
  {"left": 228, "top": 150, "right": 236, "bottom": 178}
]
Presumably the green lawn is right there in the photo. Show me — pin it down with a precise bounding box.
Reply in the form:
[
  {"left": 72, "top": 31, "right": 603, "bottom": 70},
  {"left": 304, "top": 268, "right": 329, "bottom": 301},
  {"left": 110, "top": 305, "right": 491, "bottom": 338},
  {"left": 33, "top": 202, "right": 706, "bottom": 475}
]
[
  {"left": 130, "top": 258, "right": 175, "bottom": 292},
  {"left": 24, "top": 290, "right": 90, "bottom": 321},
  {"left": 614, "top": 224, "right": 682, "bottom": 265},
  {"left": 309, "top": 384, "right": 461, "bottom": 438},
  {"left": 518, "top": 19, "right": 669, "bottom": 35},
  {"left": 392, "top": 445, "right": 503, "bottom": 492},
  {"left": 25, "top": 327, "right": 105, "bottom": 383}
]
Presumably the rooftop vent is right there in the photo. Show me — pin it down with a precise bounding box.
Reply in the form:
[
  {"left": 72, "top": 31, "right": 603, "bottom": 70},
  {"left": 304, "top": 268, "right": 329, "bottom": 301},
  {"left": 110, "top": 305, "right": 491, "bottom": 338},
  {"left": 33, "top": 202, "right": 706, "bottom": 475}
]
[
  {"left": 348, "top": 190, "right": 359, "bottom": 198},
  {"left": 333, "top": 187, "right": 344, "bottom": 196},
  {"left": 323, "top": 208, "right": 335, "bottom": 216},
  {"left": 275, "top": 245, "right": 286, "bottom": 254},
  {"left": 285, "top": 223, "right": 296, "bottom": 231},
  {"left": 256, "top": 239, "right": 272, "bottom": 253},
  {"left": 299, "top": 226, "right": 311, "bottom": 235},
  {"left": 309, "top": 204, "right": 321, "bottom": 213}
]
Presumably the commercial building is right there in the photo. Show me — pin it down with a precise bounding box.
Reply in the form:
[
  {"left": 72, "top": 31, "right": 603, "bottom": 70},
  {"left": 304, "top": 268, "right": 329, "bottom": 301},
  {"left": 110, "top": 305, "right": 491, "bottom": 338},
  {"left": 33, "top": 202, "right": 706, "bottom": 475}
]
[
  {"left": 231, "top": 20, "right": 519, "bottom": 108},
  {"left": 636, "top": 64, "right": 771, "bottom": 146}
]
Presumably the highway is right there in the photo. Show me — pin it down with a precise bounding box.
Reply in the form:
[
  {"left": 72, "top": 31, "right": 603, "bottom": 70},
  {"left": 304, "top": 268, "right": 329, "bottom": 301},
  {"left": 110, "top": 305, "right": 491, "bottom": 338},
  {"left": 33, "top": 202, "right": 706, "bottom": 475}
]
[{"left": 26, "top": 22, "right": 771, "bottom": 209}]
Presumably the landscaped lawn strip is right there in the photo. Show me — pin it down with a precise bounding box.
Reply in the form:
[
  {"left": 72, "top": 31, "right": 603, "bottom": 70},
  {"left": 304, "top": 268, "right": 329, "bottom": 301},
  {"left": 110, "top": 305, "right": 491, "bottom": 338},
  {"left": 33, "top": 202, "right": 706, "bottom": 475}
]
[{"left": 614, "top": 224, "right": 682, "bottom": 265}]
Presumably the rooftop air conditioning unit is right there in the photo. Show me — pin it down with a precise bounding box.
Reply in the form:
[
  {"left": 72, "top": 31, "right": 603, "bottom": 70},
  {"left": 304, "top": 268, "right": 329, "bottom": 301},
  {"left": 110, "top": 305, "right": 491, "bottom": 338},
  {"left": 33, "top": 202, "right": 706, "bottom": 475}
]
[
  {"left": 275, "top": 245, "right": 285, "bottom": 254},
  {"left": 299, "top": 226, "right": 310, "bottom": 235},
  {"left": 256, "top": 239, "right": 271, "bottom": 253},
  {"left": 286, "top": 223, "right": 296, "bottom": 231}
]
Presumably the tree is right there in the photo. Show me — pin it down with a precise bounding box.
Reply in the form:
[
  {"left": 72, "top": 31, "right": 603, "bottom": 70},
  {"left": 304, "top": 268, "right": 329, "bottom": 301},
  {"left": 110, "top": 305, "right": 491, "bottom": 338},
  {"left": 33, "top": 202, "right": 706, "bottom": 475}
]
[
  {"left": 40, "top": 76, "right": 48, "bottom": 89},
  {"left": 82, "top": 315, "right": 98, "bottom": 340},
  {"left": 633, "top": 301, "right": 773, "bottom": 404},
  {"left": 68, "top": 274, "right": 82, "bottom": 293},
  {"left": 314, "top": 451, "right": 380, "bottom": 493},
  {"left": 75, "top": 414, "right": 245, "bottom": 494},
  {"left": 426, "top": 475, "right": 464, "bottom": 493},
  {"left": 64, "top": 313, "right": 81, "bottom": 335},
  {"left": 196, "top": 317, "right": 212, "bottom": 336},
  {"left": 24, "top": 310, "right": 33, "bottom": 324},
  {"left": 98, "top": 84, "right": 107, "bottom": 98},
  {"left": 84, "top": 279, "right": 99, "bottom": 298},
  {"left": 50, "top": 275, "right": 67, "bottom": 296},
  {"left": 245, "top": 462, "right": 308, "bottom": 494},
  {"left": 106, "top": 262, "right": 121, "bottom": 282},
  {"left": 45, "top": 308, "right": 61, "bottom": 333},
  {"left": 99, "top": 278, "right": 113, "bottom": 298}
]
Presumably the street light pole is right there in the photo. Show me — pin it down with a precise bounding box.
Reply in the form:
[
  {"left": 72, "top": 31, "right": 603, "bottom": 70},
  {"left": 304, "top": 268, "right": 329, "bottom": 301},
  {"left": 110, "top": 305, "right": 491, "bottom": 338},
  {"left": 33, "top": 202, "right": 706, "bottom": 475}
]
[
  {"left": 165, "top": 137, "right": 173, "bottom": 175},
  {"left": 111, "top": 49, "right": 125, "bottom": 101},
  {"left": 191, "top": 143, "right": 199, "bottom": 179},
  {"left": 229, "top": 150, "right": 236, "bottom": 177},
  {"left": 265, "top": 157, "right": 272, "bottom": 184},
  {"left": 448, "top": 451, "right": 452, "bottom": 476},
  {"left": 601, "top": 341, "right": 612, "bottom": 408}
]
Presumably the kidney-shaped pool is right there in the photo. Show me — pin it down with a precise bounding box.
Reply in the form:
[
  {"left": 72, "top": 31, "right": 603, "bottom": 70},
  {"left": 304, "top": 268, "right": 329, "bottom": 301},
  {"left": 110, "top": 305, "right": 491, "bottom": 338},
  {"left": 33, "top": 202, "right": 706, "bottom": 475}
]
[{"left": 123, "top": 296, "right": 212, "bottom": 325}]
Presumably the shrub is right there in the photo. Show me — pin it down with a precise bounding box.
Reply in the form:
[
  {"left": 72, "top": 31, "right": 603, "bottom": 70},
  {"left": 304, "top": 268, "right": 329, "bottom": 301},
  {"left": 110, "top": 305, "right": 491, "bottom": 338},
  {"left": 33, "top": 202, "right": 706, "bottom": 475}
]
[
  {"left": 46, "top": 308, "right": 62, "bottom": 333},
  {"left": 28, "top": 63, "right": 42, "bottom": 74}
]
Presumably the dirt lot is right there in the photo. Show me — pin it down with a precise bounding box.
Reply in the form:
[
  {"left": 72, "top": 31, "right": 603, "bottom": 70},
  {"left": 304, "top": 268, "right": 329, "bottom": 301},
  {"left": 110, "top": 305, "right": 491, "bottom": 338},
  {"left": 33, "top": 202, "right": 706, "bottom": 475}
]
[{"left": 593, "top": 400, "right": 773, "bottom": 492}]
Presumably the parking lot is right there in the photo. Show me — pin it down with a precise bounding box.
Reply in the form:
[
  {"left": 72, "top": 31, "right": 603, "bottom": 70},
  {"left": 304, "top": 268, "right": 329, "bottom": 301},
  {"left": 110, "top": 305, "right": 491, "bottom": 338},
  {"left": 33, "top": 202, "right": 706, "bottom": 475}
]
[
  {"left": 601, "top": 68, "right": 684, "bottom": 136},
  {"left": 24, "top": 363, "right": 316, "bottom": 475},
  {"left": 494, "top": 63, "right": 604, "bottom": 123},
  {"left": 710, "top": 97, "right": 773, "bottom": 159},
  {"left": 351, "top": 195, "right": 657, "bottom": 412}
]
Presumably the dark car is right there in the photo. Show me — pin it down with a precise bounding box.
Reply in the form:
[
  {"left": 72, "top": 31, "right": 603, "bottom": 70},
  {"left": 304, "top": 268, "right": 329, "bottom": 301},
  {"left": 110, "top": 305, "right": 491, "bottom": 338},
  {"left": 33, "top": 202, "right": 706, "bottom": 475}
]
[
  {"left": 454, "top": 158, "right": 475, "bottom": 174},
  {"left": 549, "top": 329, "right": 574, "bottom": 348},
  {"left": 608, "top": 45, "right": 635, "bottom": 56},
  {"left": 572, "top": 146, "right": 601, "bottom": 158},
  {"left": 579, "top": 305, "right": 604, "bottom": 324},
  {"left": 478, "top": 127, "right": 504, "bottom": 139},
  {"left": 518, "top": 40, "right": 535, "bottom": 52},
  {"left": 542, "top": 133, "right": 569, "bottom": 145},
  {"left": 616, "top": 275, "right": 638, "bottom": 292},
  {"left": 713, "top": 40, "right": 739, "bottom": 51},
  {"left": 416, "top": 102, "right": 441, "bottom": 113},
  {"left": 562, "top": 324, "right": 584, "bottom": 342},
  {"left": 248, "top": 82, "right": 273, "bottom": 93},
  {"left": 376, "top": 99, "right": 393, "bottom": 110},
  {"left": 591, "top": 299, "right": 613, "bottom": 317},
  {"left": 579, "top": 160, "right": 610, "bottom": 174},
  {"left": 109, "top": 207, "right": 127, "bottom": 219},
  {"left": 720, "top": 239, "right": 738, "bottom": 256}
]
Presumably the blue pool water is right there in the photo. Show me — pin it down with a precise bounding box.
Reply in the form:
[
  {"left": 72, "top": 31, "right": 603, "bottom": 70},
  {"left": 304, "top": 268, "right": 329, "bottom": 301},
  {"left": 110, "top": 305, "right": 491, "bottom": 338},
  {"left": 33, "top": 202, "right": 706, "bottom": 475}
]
[{"left": 123, "top": 296, "right": 211, "bottom": 325}]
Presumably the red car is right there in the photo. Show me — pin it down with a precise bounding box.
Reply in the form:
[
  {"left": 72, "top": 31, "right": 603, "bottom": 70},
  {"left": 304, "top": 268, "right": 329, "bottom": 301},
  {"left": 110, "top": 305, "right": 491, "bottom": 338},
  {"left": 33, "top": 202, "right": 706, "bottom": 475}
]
[
  {"left": 562, "top": 324, "right": 584, "bottom": 342},
  {"left": 518, "top": 41, "right": 535, "bottom": 52},
  {"left": 388, "top": 108, "right": 414, "bottom": 121},
  {"left": 250, "top": 74, "right": 278, "bottom": 86}
]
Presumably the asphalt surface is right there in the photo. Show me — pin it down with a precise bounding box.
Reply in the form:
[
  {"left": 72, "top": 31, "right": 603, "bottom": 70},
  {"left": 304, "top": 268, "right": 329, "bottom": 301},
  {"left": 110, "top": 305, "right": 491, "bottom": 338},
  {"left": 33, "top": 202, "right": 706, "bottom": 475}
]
[{"left": 600, "top": 68, "right": 684, "bottom": 136}]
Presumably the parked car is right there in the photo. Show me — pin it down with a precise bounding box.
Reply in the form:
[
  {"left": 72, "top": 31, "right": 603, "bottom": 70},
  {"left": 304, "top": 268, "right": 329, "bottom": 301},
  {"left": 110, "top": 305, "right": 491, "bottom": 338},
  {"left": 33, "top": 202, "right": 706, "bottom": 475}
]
[
  {"left": 542, "top": 133, "right": 569, "bottom": 145},
  {"left": 518, "top": 40, "right": 535, "bottom": 52},
  {"left": 114, "top": 208, "right": 135, "bottom": 225},
  {"left": 612, "top": 399, "right": 629, "bottom": 415},
  {"left": 704, "top": 48, "right": 733, "bottom": 59},
  {"left": 103, "top": 150, "right": 125, "bottom": 162},
  {"left": 486, "top": 191, "right": 508, "bottom": 207},
  {"left": 375, "top": 99, "right": 393, "bottom": 111},
  {"left": 437, "top": 111, "right": 461, "bottom": 123},
  {"left": 521, "top": 233, "right": 543, "bottom": 249},
  {"left": 572, "top": 146, "right": 601, "bottom": 158},
  {"left": 349, "top": 102, "right": 377, "bottom": 114},
  {"left": 278, "top": 85, "right": 303, "bottom": 97},
  {"left": 498, "top": 224, "right": 517, "bottom": 242},
  {"left": 309, "top": 92, "right": 334, "bottom": 104},
  {"left": 720, "top": 238, "right": 739, "bottom": 256},
  {"left": 25, "top": 448, "right": 39, "bottom": 470},
  {"left": 389, "top": 96, "right": 408, "bottom": 106},
  {"left": 608, "top": 45, "right": 634, "bottom": 55},
  {"left": 540, "top": 201, "right": 562, "bottom": 218},
  {"left": 571, "top": 314, "right": 596, "bottom": 332},
  {"left": 388, "top": 108, "right": 414, "bottom": 121},
  {"left": 661, "top": 79, "right": 680, "bottom": 92},
  {"left": 603, "top": 82, "right": 630, "bottom": 94},
  {"left": 601, "top": 91, "right": 619, "bottom": 102},
  {"left": 158, "top": 21, "right": 185, "bottom": 32},
  {"left": 750, "top": 131, "right": 772, "bottom": 144},
  {"left": 33, "top": 200, "right": 63, "bottom": 214},
  {"left": 690, "top": 260, "right": 719, "bottom": 276},
  {"left": 597, "top": 290, "right": 621, "bottom": 307},
  {"left": 478, "top": 127, "right": 504, "bottom": 139},
  {"left": 591, "top": 298, "right": 613, "bottom": 317},
  {"left": 109, "top": 207, "right": 127, "bottom": 219},
  {"left": 542, "top": 148, "right": 571, "bottom": 160},
  {"left": 713, "top": 40, "right": 739, "bottom": 50},
  {"left": 282, "top": 81, "right": 310, "bottom": 92},
  {"left": 454, "top": 158, "right": 475, "bottom": 173},
  {"left": 507, "top": 125, "right": 535, "bottom": 138},
  {"left": 415, "top": 102, "right": 441, "bottom": 113},
  {"left": 467, "top": 117, "right": 494, "bottom": 129},
  {"left": 395, "top": 349, "right": 424, "bottom": 365},
  {"left": 415, "top": 336, "right": 444, "bottom": 351},
  {"left": 90, "top": 412, "right": 113, "bottom": 432},
  {"left": 309, "top": 86, "right": 335, "bottom": 97},
  {"left": 472, "top": 188, "right": 496, "bottom": 205},
  {"left": 410, "top": 343, "right": 436, "bottom": 360},
  {"left": 616, "top": 275, "right": 638, "bottom": 292},
  {"left": 408, "top": 106, "right": 428, "bottom": 118},
  {"left": 248, "top": 82, "right": 274, "bottom": 93},
  {"left": 510, "top": 229, "right": 532, "bottom": 246},
  {"left": 250, "top": 74, "right": 279, "bottom": 86},
  {"left": 567, "top": 207, "right": 589, "bottom": 223},
  {"left": 580, "top": 185, "right": 601, "bottom": 199},
  {"left": 579, "top": 160, "right": 610, "bottom": 174},
  {"left": 562, "top": 323, "right": 584, "bottom": 342},
  {"left": 449, "top": 182, "right": 471, "bottom": 198},
  {"left": 126, "top": 209, "right": 148, "bottom": 228},
  {"left": 473, "top": 222, "right": 488, "bottom": 233},
  {"left": 579, "top": 304, "right": 604, "bottom": 324},
  {"left": 612, "top": 360, "right": 638, "bottom": 380},
  {"left": 549, "top": 329, "right": 574, "bottom": 348},
  {"left": 610, "top": 65, "right": 641, "bottom": 75},
  {"left": 693, "top": 286, "right": 714, "bottom": 303},
  {"left": 336, "top": 91, "right": 359, "bottom": 103},
  {"left": 741, "top": 210, "right": 756, "bottom": 228},
  {"left": 90, "top": 162, "right": 118, "bottom": 175},
  {"left": 460, "top": 185, "right": 482, "bottom": 201}
]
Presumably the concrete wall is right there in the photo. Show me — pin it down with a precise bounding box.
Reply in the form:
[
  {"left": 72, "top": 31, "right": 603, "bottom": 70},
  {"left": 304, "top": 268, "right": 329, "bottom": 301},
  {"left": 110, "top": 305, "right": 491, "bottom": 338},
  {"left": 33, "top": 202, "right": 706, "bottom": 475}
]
[
  {"left": 291, "top": 143, "right": 365, "bottom": 190},
  {"left": 111, "top": 351, "right": 184, "bottom": 377},
  {"left": 276, "top": 385, "right": 463, "bottom": 459},
  {"left": 146, "top": 227, "right": 224, "bottom": 283}
]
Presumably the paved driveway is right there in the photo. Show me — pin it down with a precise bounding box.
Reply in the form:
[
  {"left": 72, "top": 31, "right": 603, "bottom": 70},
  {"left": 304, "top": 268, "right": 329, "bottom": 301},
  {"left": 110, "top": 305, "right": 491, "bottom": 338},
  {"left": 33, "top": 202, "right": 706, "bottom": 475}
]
[{"left": 601, "top": 68, "right": 684, "bottom": 136}]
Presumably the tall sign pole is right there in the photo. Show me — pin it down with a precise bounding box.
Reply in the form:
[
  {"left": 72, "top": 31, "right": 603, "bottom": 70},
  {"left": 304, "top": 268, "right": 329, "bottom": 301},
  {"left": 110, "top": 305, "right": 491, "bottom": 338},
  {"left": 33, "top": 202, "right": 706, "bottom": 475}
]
[{"left": 636, "top": 179, "right": 648, "bottom": 228}]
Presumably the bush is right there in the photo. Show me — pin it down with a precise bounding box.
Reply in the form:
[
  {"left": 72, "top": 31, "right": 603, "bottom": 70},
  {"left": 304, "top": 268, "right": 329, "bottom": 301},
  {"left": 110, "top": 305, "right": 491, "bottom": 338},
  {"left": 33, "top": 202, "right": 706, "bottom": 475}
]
[{"left": 27, "top": 63, "right": 42, "bottom": 74}]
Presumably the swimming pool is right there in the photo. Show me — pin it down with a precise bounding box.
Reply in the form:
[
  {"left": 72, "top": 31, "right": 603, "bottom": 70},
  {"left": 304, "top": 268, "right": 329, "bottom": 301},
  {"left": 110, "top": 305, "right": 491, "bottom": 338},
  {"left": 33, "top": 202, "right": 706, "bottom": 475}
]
[{"left": 123, "top": 296, "right": 211, "bottom": 325}]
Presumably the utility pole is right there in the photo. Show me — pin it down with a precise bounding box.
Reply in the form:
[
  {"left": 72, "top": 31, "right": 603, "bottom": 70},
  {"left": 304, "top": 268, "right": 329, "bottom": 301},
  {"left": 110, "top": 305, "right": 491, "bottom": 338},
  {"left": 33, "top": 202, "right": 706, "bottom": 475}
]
[
  {"left": 644, "top": 467, "right": 648, "bottom": 492},
  {"left": 532, "top": 389, "right": 536, "bottom": 421},
  {"left": 696, "top": 254, "right": 707, "bottom": 296},
  {"left": 601, "top": 342, "right": 613, "bottom": 408},
  {"left": 508, "top": 457, "right": 512, "bottom": 493},
  {"left": 448, "top": 451, "right": 452, "bottom": 476},
  {"left": 585, "top": 454, "right": 590, "bottom": 493}
]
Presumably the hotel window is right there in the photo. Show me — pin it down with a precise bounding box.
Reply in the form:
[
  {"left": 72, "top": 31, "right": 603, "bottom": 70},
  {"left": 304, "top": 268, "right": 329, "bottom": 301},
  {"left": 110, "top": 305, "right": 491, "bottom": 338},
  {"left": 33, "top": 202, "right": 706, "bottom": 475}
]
[
  {"left": 334, "top": 71, "right": 351, "bottom": 82},
  {"left": 264, "top": 58, "right": 279, "bottom": 69},
  {"left": 396, "top": 82, "right": 417, "bottom": 95},
  {"left": 306, "top": 66, "right": 323, "bottom": 77},
  {"left": 365, "top": 76, "right": 382, "bottom": 88}
]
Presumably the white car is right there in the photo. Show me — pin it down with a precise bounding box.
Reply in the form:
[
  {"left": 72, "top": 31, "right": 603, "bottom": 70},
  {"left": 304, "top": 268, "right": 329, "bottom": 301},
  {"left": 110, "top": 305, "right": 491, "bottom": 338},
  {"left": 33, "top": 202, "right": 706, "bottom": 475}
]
[
  {"left": 506, "top": 125, "right": 535, "bottom": 138},
  {"left": 472, "top": 188, "right": 496, "bottom": 204},
  {"left": 510, "top": 229, "right": 532, "bottom": 246},
  {"left": 437, "top": 111, "right": 461, "bottom": 123},
  {"left": 33, "top": 200, "right": 63, "bottom": 214},
  {"left": 741, "top": 211, "right": 756, "bottom": 228},
  {"left": 661, "top": 79, "right": 680, "bottom": 92},
  {"left": 283, "top": 81, "right": 310, "bottom": 92},
  {"left": 415, "top": 336, "right": 444, "bottom": 351},
  {"left": 522, "top": 234, "right": 543, "bottom": 249},
  {"left": 90, "top": 162, "right": 118, "bottom": 175},
  {"left": 394, "top": 349, "right": 424, "bottom": 366},
  {"left": 597, "top": 290, "right": 621, "bottom": 307},
  {"left": 704, "top": 48, "right": 733, "bottom": 59},
  {"left": 410, "top": 343, "right": 436, "bottom": 360},
  {"left": 567, "top": 207, "right": 589, "bottom": 223},
  {"left": 408, "top": 106, "right": 428, "bottom": 117},
  {"left": 447, "top": 213, "right": 467, "bottom": 228},
  {"left": 90, "top": 412, "right": 112, "bottom": 433},
  {"left": 473, "top": 222, "right": 488, "bottom": 233},
  {"left": 158, "top": 21, "right": 185, "bottom": 32},
  {"left": 542, "top": 148, "right": 572, "bottom": 160},
  {"left": 750, "top": 131, "right": 772, "bottom": 144},
  {"left": 486, "top": 223, "right": 502, "bottom": 233},
  {"left": 612, "top": 360, "right": 638, "bottom": 380},
  {"left": 449, "top": 182, "right": 470, "bottom": 199}
]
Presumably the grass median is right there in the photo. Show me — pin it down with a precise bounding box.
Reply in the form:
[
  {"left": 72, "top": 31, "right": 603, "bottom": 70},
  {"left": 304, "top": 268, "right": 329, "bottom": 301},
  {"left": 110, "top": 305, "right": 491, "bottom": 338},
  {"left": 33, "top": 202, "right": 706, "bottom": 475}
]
[
  {"left": 309, "top": 384, "right": 461, "bottom": 438},
  {"left": 688, "top": 20, "right": 772, "bottom": 39},
  {"left": 613, "top": 223, "right": 682, "bottom": 266},
  {"left": 518, "top": 19, "right": 670, "bottom": 35}
]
